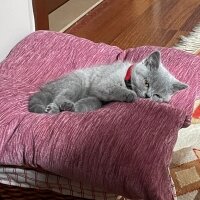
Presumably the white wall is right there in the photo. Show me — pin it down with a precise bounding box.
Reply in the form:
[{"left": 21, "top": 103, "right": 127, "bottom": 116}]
[{"left": 0, "top": 0, "right": 35, "bottom": 62}]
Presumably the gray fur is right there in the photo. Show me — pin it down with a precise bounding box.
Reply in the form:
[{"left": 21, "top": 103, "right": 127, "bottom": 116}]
[{"left": 28, "top": 51, "right": 188, "bottom": 113}]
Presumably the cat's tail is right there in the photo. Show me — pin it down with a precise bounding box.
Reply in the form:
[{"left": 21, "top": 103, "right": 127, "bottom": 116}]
[{"left": 28, "top": 90, "right": 53, "bottom": 113}]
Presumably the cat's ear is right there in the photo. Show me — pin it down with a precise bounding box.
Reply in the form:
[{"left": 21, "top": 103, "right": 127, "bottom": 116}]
[
  {"left": 144, "top": 51, "right": 160, "bottom": 71},
  {"left": 172, "top": 80, "right": 188, "bottom": 92}
]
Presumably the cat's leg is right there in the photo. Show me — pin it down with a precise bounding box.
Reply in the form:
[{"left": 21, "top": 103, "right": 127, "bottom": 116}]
[
  {"left": 45, "top": 103, "right": 60, "bottom": 114},
  {"left": 74, "top": 97, "right": 102, "bottom": 112},
  {"left": 45, "top": 94, "right": 75, "bottom": 113},
  {"left": 93, "top": 85, "right": 137, "bottom": 103},
  {"left": 107, "top": 86, "right": 137, "bottom": 102},
  {"left": 54, "top": 94, "right": 75, "bottom": 112}
]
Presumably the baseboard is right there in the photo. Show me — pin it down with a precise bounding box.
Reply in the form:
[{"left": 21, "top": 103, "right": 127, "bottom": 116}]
[{"left": 49, "top": 0, "right": 103, "bottom": 32}]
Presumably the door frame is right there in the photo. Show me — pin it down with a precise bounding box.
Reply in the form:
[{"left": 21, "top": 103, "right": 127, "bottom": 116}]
[
  {"left": 32, "top": 0, "right": 49, "bottom": 30},
  {"left": 32, "top": 0, "right": 69, "bottom": 30}
]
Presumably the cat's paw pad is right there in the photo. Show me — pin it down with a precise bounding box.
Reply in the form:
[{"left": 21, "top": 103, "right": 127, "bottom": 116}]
[
  {"left": 125, "top": 92, "right": 137, "bottom": 103},
  {"left": 60, "top": 101, "right": 75, "bottom": 112},
  {"left": 45, "top": 103, "right": 60, "bottom": 114}
]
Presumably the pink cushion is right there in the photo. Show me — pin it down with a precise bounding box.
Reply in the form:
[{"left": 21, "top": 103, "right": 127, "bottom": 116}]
[{"left": 0, "top": 31, "right": 199, "bottom": 199}]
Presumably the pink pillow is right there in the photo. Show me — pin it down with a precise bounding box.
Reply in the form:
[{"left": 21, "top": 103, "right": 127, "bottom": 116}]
[{"left": 0, "top": 31, "right": 199, "bottom": 199}]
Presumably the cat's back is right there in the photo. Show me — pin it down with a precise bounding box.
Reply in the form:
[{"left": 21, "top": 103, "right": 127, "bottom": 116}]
[
  {"left": 42, "top": 61, "right": 131, "bottom": 92},
  {"left": 78, "top": 61, "right": 131, "bottom": 82}
]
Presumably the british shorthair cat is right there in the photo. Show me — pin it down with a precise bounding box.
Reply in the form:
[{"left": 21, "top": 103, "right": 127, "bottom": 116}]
[{"left": 28, "top": 51, "right": 188, "bottom": 113}]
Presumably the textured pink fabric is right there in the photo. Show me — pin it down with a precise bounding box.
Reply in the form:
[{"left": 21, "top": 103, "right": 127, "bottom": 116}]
[{"left": 0, "top": 31, "right": 199, "bottom": 199}]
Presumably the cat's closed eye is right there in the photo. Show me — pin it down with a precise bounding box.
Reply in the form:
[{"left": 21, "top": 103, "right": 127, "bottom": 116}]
[
  {"left": 144, "top": 78, "right": 149, "bottom": 88},
  {"left": 153, "top": 94, "right": 161, "bottom": 98}
]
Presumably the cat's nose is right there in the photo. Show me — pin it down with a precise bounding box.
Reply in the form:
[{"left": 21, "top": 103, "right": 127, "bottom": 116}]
[{"left": 145, "top": 94, "right": 150, "bottom": 98}]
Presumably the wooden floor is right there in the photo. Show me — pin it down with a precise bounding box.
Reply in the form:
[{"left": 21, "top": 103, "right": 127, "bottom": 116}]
[{"left": 65, "top": 0, "right": 200, "bottom": 49}]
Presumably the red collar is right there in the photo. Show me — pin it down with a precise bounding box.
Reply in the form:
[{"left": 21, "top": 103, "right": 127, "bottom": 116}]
[{"left": 124, "top": 64, "right": 134, "bottom": 90}]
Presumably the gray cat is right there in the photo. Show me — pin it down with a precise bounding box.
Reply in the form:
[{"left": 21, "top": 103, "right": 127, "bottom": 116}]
[{"left": 28, "top": 51, "right": 188, "bottom": 113}]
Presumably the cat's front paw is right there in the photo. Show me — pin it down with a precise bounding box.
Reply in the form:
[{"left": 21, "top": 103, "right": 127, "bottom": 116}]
[
  {"left": 45, "top": 103, "right": 60, "bottom": 113},
  {"left": 125, "top": 92, "right": 137, "bottom": 103},
  {"left": 59, "top": 101, "right": 75, "bottom": 112}
]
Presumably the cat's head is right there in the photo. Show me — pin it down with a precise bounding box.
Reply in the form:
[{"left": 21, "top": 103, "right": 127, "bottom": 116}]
[{"left": 132, "top": 51, "right": 188, "bottom": 103}]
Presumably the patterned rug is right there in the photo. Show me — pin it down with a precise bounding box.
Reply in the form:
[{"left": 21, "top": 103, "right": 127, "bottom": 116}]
[
  {"left": 171, "top": 147, "right": 200, "bottom": 200},
  {"left": 175, "top": 23, "right": 200, "bottom": 55}
]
